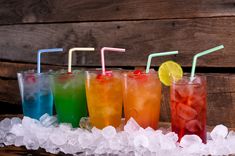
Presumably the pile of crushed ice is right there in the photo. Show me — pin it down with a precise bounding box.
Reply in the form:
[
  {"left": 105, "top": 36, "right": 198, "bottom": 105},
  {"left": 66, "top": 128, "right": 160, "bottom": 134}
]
[{"left": 0, "top": 115, "right": 235, "bottom": 156}]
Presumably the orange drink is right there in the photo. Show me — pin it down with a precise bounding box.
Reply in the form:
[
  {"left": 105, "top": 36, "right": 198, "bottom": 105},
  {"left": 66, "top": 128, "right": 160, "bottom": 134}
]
[
  {"left": 122, "top": 70, "right": 162, "bottom": 129},
  {"left": 85, "top": 70, "right": 122, "bottom": 129}
]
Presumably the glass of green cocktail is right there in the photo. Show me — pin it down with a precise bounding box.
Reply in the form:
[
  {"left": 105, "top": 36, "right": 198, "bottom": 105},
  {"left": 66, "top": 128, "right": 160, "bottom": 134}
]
[
  {"left": 50, "top": 47, "right": 95, "bottom": 127},
  {"left": 50, "top": 70, "right": 87, "bottom": 127}
]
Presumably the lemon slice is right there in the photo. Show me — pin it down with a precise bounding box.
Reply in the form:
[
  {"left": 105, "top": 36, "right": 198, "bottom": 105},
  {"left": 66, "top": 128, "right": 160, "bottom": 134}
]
[{"left": 158, "top": 61, "right": 183, "bottom": 86}]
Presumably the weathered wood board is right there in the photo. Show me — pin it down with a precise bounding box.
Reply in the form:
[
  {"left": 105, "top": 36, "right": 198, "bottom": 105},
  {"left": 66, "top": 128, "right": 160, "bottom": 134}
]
[
  {"left": 1, "top": 0, "right": 235, "bottom": 25},
  {"left": 0, "top": 17, "right": 234, "bottom": 67}
]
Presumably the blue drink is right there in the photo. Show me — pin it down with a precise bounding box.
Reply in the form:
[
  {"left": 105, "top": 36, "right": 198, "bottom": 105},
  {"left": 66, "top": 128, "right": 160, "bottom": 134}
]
[{"left": 17, "top": 70, "right": 53, "bottom": 120}]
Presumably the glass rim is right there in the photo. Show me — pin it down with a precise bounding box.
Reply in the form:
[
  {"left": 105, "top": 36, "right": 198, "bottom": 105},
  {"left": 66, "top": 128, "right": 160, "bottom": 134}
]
[
  {"left": 49, "top": 69, "right": 84, "bottom": 76},
  {"left": 85, "top": 68, "right": 123, "bottom": 74},
  {"left": 17, "top": 70, "right": 53, "bottom": 77},
  {"left": 122, "top": 70, "right": 158, "bottom": 77},
  {"left": 171, "top": 74, "right": 206, "bottom": 85}
]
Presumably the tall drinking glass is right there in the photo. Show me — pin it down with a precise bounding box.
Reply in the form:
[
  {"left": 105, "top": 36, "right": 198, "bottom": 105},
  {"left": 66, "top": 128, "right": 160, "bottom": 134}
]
[
  {"left": 85, "top": 70, "right": 123, "bottom": 129},
  {"left": 170, "top": 75, "right": 207, "bottom": 143},
  {"left": 17, "top": 70, "right": 53, "bottom": 120},
  {"left": 122, "top": 70, "right": 162, "bottom": 129},
  {"left": 50, "top": 70, "right": 87, "bottom": 128}
]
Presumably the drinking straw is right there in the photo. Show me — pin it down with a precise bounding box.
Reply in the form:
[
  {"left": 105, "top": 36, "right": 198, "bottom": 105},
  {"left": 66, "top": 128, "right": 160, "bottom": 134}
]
[
  {"left": 101, "top": 47, "right": 126, "bottom": 75},
  {"left": 145, "top": 51, "right": 179, "bottom": 73},
  {"left": 37, "top": 48, "right": 63, "bottom": 74},
  {"left": 68, "top": 48, "right": 95, "bottom": 73},
  {"left": 190, "top": 45, "right": 224, "bottom": 81}
]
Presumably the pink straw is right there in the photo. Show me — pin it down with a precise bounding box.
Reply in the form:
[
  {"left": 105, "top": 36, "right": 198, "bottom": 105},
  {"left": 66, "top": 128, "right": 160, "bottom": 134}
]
[{"left": 101, "top": 47, "right": 125, "bottom": 75}]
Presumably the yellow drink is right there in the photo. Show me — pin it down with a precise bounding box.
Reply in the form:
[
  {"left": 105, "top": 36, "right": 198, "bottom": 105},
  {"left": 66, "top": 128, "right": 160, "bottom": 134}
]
[{"left": 85, "top": 70, "right": 122, "bottom": 129}]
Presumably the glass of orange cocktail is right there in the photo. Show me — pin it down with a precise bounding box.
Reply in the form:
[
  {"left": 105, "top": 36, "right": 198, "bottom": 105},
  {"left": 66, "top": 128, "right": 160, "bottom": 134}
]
[
  {"left": 85, "top": 47, "right": 125, "bottom": 129},
  {"left": 122, "top": 69, "right": 161, "bottom": 129},
  {"left": 85, "top": 70, "right": 122, "bottom": 129},
  {"left": 122, "top": 51, "right": 179, "bottom": 129}
]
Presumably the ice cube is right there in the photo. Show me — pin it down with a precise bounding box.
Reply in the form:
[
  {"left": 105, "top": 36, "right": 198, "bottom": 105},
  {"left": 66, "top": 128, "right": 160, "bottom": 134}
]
[
  {"left": 147, "top": 133, "right": 161, "bottom": 152},
  {"left": 23, "top": 135, "right": 39, "bottom": 150},
  {"left": 210, "top": 124, "right": 228, "bottom": 140},
  {"left": 184, "top": 143, "right": 207, "bottom": 155},
  {"left": 35, "top": 127, "right": 53, "bottom": 145},
  {"left": 66, "top": 130, "right": 80, "bottom": 147},
  {"left": 0, "top": 118, "right": 12, "bottom": 131},
  {"left": 78, "top": 132, "right": 93, "bottom": 149},
  {"left": 133, "top": 134, "right": 149, "bottom": 148},
  {"left": 39, "top": 113, "right": 49, "bottom": 122},
  {"left": 67, "top": 136, "right": 78, "bottom": 147},
  {"left": 226, "top": 131, "right": 235, "bottom": 153},
  {"left": 94, "top": 140, "right": 109, "bottom": 154},
  {"left": 40, "top": 114, "right": 57, "bottom": 127},
  {"left": 14, "top": 136, "right": 24, "bottom": 147},
  {"left": 22, "top": 116, "right": 39, "bottom": 130},
  {"left": 0, "top": 129, "right": 6, "bottom": 143},
  {"left": 11, "top": 117, "right": 21, "bottom": 125},
  {"left": 176, "top": 103, "right": 197, "bottom": 120},
  {"left": 208, "top": 140, "right": 230, "bottom": 156},
  {"left": 4, "top": 133, "right": 16, "bottom": 146},
  {"left": 175, "top": 85, "right": 194, "bottom": 98},
  {"left": 145, "top": 127, "right": 154, "bottom": 132},
  {"left": 115, "top": 131, "right": 129, "bottom": 149},
  {"left": 60, "top": 144, "right": 80, "bottom": 154},
  {"left": 102, "top": 126, "right": 116, "bottom": 139},
  {"left": 207, "top": 132, "right": 212, "bottom": 140},
  {"left": 109, "top": 137, "right": 122, "bottom": 151},
  {"left": 180, "top": 135, "right": 202, "bottom": 148},
  {"left": 59, "top": 123, "right": 72, "bottom": 132},
  {"left": 165, "top": 132, "right": 178, "bottom": 143},
  {"left": 214, "top": 146, "right": 230, "bottom": 156},
  {"left": 49, "top": 130, "right": 68, "bottom": 146},
  {"left": 185, "top": 120, "right": 202, "bottom": 133},
  {"left": 79, "top": 117, "right": 92, "bottom": 130},
  {"left": 42, "top": 140, "right": 60, "bottom": 154},
  {"left": 188, "top": 96, "right": 205, "bottom": 113},
  {"left": 160, "top": 134, "right": 176, "bottom": 150},
  {"left": 124, "top": 118, "right": 140, "bottom": 133},
  {"left": 92, "top": 127, "right": 102, "bottom": 137},
  {"left": 10, "top": 124, "right": 24, "bottom": 136}
]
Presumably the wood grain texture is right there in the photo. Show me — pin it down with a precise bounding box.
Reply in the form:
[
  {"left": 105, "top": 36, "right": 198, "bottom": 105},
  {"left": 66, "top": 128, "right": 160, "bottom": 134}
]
[
  {"left": 0, "top": 145, "right": 71, "bottom": 156},
  {"left": 1, "top": 0, "right": 235, "bottom": 25},
  {"left": 0, "top": 17, "right": 234, "bottom": 67},
  {"left": 0, "top": 79, "right": 19, "bottom": 104},
  {"left": 0, "top": 61, "right": 64, "bottom": 79}
]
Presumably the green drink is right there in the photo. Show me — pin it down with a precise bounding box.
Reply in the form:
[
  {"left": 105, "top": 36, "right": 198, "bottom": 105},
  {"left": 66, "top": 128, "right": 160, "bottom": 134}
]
[{"left": 50, "top": 70, "right": 87, "bottom": 127}]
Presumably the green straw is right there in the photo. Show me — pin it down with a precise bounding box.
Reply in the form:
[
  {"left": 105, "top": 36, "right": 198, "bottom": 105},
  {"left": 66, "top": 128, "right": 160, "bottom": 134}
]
[
  {"left": 190, "top": 45, "right": 224, "bottom": 81},
  {"left": 146, "top": 51, "right": 179, "bottom": 73}
]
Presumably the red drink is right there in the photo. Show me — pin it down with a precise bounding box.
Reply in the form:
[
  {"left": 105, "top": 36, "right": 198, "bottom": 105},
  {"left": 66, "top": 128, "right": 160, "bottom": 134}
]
[{"left": 170, "top": 75, "right": 207, "bottom": 143}]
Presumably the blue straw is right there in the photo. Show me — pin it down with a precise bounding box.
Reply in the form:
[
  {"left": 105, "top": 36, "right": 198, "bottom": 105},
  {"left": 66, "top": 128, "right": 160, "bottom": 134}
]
[{"left": 37, "top": 48, "right": 63, "bottom": 73}]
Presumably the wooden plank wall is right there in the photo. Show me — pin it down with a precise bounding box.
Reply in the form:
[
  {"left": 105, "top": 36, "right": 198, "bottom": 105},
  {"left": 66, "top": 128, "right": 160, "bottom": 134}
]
[{"left": 0, "top": 0, "right": 234, "bottom": 127}]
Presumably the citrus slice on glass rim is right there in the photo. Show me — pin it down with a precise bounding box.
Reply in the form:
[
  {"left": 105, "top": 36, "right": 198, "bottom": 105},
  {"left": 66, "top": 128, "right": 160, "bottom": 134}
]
[{"left": 158, "top": 60, "right": 183, "bottom": 86}]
